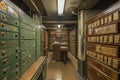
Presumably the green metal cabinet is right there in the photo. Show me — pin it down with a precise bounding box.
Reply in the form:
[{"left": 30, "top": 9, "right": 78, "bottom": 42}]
[{"left": 0, "top": 0, "right": 44, "bottom": 80}]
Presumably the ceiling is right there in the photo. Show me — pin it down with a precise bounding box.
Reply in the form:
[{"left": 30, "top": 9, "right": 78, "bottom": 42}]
[{"left": 11, "top": 0, "right": 118, "bottom": 29}]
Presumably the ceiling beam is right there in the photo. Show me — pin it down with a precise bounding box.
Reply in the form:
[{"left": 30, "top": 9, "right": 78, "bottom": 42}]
[
  {"left": 23, "top": 0, "right": 47, "bottom": 15},
  {"left": 42, "top": 15, "right": 77, "bottom": 21},
  {"left": 43, "top": 21, "right": 77, "bottom": 24}
]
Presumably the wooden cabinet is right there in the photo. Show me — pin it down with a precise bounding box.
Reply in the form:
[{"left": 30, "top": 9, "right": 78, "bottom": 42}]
[
  {"left": 53, "top": 42, "right": 61, "bottom": 60},
  {"left": 86, "top": 1, "right": 120, "bottom": 80}
]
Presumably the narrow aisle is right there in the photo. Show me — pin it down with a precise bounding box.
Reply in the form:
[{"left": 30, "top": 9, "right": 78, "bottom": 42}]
[{"left": 46, "top": 52, "right": 80, "bottom": 80}]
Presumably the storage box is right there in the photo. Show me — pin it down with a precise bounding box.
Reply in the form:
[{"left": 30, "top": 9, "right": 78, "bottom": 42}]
[
  {"left": 112, "top": 59, "right": 120, "bottom": 71},
  {"left": 113, "top": 11, "right": 119, "bottom": 21}
]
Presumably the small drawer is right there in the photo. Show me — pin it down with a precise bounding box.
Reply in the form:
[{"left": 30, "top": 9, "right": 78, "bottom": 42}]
[
  {"left": 112, "top": 59, "right": 120, "bottom": 71},
  {"left": 107, "top": 57, "right": 112, "bottom": 66},
  {"left": 0, "top": 63, "right": 20, "bottom": 80},
  {"left": 104, "top": 16, "right": 108, "bottom": 24},
  {"left": 0, "top": 54, "right": 19, "bottom": 69},
  {"left": 103, "top": 35, "right": 108, "bottom": 43},
  {"left": 100, "top": 18, "right": 104, "bottom": 25},
  {"left": 103, "top": 56, "right": 108, "bottom": 64},
  {"left": 0, "top": 14, "right": 8, "bottom": 21},
  {"left": 114, "top": 34, "right": 120, "bottom": 44},
  {"left": 0, "top": 40, "right": 19, "bottom": 48},
  {"left": 108, "top": 14, "right": 113, "bottom": 23},
  {"left": 113, "top": 11, "right": 119, "bottom": 21},
  {"left": 108, "top": 35, "right": 113, "bottom": 43},
  {"left": 0, "top": 31, "right": 7, "bottom": 38},
  {"left": 0, "top": 47, "right": 19, "bottom": 59},
  {"left": 0, "top": 22, "right": 6, "bottom": 30}
]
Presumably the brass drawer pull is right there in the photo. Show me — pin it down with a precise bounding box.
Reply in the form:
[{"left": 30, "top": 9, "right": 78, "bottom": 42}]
[
  {"left": 1, "top": 23, "right": 6, "bottom": 28},
  {"left": 15, "top": 71, "right": 18, "bottom": 74},
  {"left": 1, "top": 15, "right": 7, "bottom": 21},
  {"left": 15, "top": 34, "right": 18, "bottom": 38},
  {"left": 15, "top": 21, "right": 18, "bottom": 25},
  {"left": 15, "top": 55, "right": 18, "bottom": 59},
  {"left": 1, "top": 50, "right": 6, "bottom": 56},
  {"left": 3, "top": 68, "right": 8, "bottom": 74},
  {"left": 15, "top": 77, "right": 19, "bottom": 80},
  {"left": 3, "top": 59, "right": 8, "bottom": 64},
  {"left": 15, "top": 49, "right": 18, "bottom": 52},
  {"left": 1, "top": 32, "right": 6, "bottom": 38},
  {"left": 15, "top": 63, "right": 18, "bottom": 67},
  {"left": 1, "top": 41, "right": 6, "bottom": 46}
]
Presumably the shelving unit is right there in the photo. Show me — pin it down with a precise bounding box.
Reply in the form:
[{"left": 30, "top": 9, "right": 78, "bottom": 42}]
[
  {"left": 86, "top": 2, "right": 120, "bottom": 80},
  {"left": 48, "top": 29, "right": 68, "bottom": 51}
]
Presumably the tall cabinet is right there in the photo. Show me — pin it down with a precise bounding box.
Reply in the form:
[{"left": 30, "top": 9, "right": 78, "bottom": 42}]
[
  {"left": 0, "top": 0, "right": 46, "bottom": 80},
  {"left": 86, "top": 1, "right": 120, "bottom": 80}
]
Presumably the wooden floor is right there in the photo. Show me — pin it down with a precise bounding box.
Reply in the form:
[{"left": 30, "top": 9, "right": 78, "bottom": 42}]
[{"left": 46, "top": 52, "right": 80, "bottom": 80}]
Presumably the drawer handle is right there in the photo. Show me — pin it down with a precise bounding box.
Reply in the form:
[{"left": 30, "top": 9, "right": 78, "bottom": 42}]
[
  {"left": 3, "top": 59, "right": 8, "bottom": 64},
  {"left": 1, "top": 41, "right": 6, "bottom": 46},
  {"left": 1, "top": 50, "right": 6, "bottom": 56},
  {"left": 3, "top": 68, "right": 8, "bottom": 74},
  {"left": 15, "top": 71, "right": 19, "bottom": 74},
  {"left": 15, "top": 49, "right": 18, "bottom": 52},
  {"left": 3, "top": 77, "right": 8, "bottom": 80},
  {"left": 1, "top": 15, "right": 7, "bottom": 21},
  {"left": 15, "top": 55, "right": 18, "bottom": 59},
  {"left": 15, "top": 77, "right": 19, "bottom": 80},
  {"left": 15, "top": 21, "right": 18, "bottom": 25},
  {"left": 15, "top": 63, "right": 18, "bottom": 67},
  {"left": 1, "top": 23, "right": 6, "bottom": 28},
  {"left": 15, "top": 34, "right": 18, "bottom": 38},
  {"left": 1, "top": 32, "right": 6, "bottom": 38}
]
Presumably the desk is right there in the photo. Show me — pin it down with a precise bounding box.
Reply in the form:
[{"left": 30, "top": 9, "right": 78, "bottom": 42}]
[{"left": 53, "top": 42, "right": 68, "bottom": 61}]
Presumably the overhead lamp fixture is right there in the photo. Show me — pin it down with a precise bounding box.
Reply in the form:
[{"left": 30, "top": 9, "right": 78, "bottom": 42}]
[
  {"left": 58, "top": 25, "right": 61, "bottom": 28},
  {"left": 58, "top": 0, "right": 65, "bottom": 15}
]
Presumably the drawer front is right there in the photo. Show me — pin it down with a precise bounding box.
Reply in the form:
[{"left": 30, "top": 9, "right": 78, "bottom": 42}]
[
  {"left": 0, "top": 54, "right": 19, "bottom": 69},
  {"left": 8, "top": 69, "right": 20, "bottom": 80},
  {"left": 0, "top": 62, "right": 19, "bottom": 79},
  {"left": 21, "top": 40, "right": 35, "bottom": 48},
  {"left": 21, "top": 23, "right": 35, "bottom": 31},
  {"left": 1, "top": 68, "right": 20, "bottom": 80},
  {"left": 20, "top": 33, "right": 35, "bottom": 39},
  {"left": 0, "top": 47, "right": 19, "bottom": 59},
  {"left": 0, "top": 31, "right": 18, "bottom": 39},
  {"left": 0, "top": 12, "right": 19, "bottom": 26},
  {"left": 0, "top": 40, "right": 19, "bottom": 49},
  {"left": 0, "top": 22, "right": 19, "bottom": 32}
]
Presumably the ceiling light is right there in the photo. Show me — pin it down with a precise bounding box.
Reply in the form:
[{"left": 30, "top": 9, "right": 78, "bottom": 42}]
[
  {"left": 58, "top": 25, "right": 61, "bottom": 28},
  {"left": 58, "top": 0, "right": 65, "bottom": 15}
]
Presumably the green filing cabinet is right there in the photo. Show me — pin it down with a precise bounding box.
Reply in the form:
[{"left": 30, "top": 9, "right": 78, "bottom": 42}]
[{"left": 0, "top": 0, "right": 44, "bottom": 79}]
